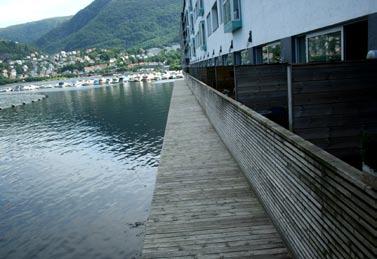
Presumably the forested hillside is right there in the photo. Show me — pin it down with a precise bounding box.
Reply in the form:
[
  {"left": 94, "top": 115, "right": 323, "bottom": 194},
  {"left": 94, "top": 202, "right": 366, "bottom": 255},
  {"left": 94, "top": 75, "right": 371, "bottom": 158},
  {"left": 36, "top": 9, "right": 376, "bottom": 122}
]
[
  {"left": 0, "top": 16, "right": 71, "bottom": 43},
  {"left": 36, "top": 0, "right": 181, "bottom": 53}
]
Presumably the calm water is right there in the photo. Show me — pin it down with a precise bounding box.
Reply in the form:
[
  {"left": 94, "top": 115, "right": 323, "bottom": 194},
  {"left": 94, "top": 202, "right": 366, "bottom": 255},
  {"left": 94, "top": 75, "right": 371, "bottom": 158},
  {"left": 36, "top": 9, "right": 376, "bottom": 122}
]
[{"left": 0, "top": 82, "right": 173, "bottom": 259}]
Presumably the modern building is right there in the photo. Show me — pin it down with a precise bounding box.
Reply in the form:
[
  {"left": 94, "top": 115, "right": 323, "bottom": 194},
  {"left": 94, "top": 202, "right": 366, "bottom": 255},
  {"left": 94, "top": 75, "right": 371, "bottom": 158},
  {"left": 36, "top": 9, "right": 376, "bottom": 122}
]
[{"left": 181, "top": 0, "right": 377, "bottom": 67}]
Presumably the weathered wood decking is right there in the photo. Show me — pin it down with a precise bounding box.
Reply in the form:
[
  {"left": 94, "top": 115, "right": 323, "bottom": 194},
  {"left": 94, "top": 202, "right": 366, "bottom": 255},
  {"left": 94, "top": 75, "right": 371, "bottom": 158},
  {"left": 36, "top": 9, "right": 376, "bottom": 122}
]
[{"left": 142, "top": 80, "right": 290, "bottom": 258}]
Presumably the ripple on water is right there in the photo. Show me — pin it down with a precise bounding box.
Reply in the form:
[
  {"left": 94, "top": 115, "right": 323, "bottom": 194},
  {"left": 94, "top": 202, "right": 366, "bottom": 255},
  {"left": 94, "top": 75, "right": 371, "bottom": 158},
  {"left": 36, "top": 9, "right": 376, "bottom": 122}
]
[{"left": 0, "top": 82, "right": 173, "bottom": 259}]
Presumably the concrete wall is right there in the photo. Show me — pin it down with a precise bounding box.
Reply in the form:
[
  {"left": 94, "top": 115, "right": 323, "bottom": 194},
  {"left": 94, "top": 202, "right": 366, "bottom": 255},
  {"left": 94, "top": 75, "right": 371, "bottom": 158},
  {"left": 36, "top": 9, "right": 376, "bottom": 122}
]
[
  {"left": 185, "top": 0, "right": 377, "bottom": 64},
  {"left": 185, "top": 74, "right": 377, "bottom": 259}
]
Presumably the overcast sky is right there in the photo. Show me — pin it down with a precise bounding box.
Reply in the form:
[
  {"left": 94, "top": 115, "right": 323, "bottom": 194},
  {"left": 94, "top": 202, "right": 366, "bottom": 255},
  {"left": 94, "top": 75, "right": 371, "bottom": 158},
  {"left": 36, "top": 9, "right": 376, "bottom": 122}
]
[{"left": 0, "top": 0, "right": 94, "bottom": 28}]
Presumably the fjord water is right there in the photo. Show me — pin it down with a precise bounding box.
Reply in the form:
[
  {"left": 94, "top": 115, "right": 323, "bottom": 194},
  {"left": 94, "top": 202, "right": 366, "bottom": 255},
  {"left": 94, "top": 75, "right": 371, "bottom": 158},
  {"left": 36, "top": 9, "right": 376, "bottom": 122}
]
[{"left": 0, "top": 82, "right": 173, "bottom": 259}]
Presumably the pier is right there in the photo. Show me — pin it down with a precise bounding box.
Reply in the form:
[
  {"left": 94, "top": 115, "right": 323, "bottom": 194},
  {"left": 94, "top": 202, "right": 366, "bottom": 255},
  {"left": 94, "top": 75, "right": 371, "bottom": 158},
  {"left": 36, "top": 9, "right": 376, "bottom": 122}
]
[
  {"left": 0, "top": 93, "right": 46, "bottom": 110},
  {"left": 142, "top": 80, "right": 290, "bottom": 258},
  {"left": 143, "top": 77, "right": 376, "bottom": 258}
]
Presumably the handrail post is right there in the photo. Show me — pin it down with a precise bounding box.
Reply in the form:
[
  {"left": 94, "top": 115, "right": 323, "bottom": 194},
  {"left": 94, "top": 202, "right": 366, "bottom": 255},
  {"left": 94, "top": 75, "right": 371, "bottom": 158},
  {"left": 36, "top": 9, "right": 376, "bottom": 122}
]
[{"left": 287, "top": 64, "right": 293, "bottom": 131}]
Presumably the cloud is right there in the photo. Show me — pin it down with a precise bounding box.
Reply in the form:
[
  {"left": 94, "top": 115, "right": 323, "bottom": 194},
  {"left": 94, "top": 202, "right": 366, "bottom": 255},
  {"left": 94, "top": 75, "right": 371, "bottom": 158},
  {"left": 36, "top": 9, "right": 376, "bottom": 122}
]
[{"left": 0, "top": 0, "right": 94, "bottom": 28}]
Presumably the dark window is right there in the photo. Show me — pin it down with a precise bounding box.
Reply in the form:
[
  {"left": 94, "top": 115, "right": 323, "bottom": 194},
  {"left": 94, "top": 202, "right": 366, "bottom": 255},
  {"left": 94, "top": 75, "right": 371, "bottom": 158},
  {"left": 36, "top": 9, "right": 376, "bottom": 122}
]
[
  {"left": 296, "top": 36, "right": 306, "bottom": 63},
  {"left": 344, "top": 20, "right": 368, "bottom": 61},
  {"left": 222, "top": 55, "right": 228, "bottom": 66},
  {"left": 255, "top": 47, "right": 263, "bottom": 64}
]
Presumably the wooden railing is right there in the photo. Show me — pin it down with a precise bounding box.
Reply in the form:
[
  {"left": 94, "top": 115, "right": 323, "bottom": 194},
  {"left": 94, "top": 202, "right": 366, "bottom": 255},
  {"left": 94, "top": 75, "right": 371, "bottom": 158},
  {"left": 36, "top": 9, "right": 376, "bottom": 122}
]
[
  {"left": 187, "top": 60, "right": 377, "bottom": 168},
  {"left": 185, "top": 73, "right": 377, "bottom": 259}
]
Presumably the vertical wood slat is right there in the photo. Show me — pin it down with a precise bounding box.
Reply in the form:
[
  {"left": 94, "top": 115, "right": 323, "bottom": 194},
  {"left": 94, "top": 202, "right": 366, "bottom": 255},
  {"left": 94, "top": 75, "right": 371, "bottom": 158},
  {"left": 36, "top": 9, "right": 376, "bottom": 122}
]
[
  {"left": 186, "top": 74, "right": 377, "bottom": 259},
  {"left": 287, "top": 64, "right": 293, "bottom": 131}
]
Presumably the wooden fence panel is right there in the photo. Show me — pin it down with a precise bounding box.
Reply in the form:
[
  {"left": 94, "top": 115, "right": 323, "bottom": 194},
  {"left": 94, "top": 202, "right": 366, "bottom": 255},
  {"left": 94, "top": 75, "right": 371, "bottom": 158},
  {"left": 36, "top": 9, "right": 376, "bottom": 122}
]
[
  {"left": 235, "top": 64, "right": 288, "bottom": 113},
  {"left": 186, "top": 74, "right": 377, "bottom": 259},
  {"left": 215, "top": 66, "right": 234, "bottom": 96},
  {"left": 292, "top": 60, "right": 377, "bottom": 166}
]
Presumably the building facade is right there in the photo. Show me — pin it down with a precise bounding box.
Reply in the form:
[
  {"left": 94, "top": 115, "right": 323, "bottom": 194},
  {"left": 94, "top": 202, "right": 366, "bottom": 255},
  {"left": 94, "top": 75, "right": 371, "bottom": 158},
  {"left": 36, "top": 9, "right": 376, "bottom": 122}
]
[{"left": 181, "top": 0, "right": 377, "bottom": 67}]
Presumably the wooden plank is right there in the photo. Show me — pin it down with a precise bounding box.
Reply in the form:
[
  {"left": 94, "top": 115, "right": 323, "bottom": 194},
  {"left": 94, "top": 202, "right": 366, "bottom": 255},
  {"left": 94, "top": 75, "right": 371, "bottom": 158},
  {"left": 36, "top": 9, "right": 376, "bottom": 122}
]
[{"left": 142, "top": 80, "right": 291, "bottom": 258}]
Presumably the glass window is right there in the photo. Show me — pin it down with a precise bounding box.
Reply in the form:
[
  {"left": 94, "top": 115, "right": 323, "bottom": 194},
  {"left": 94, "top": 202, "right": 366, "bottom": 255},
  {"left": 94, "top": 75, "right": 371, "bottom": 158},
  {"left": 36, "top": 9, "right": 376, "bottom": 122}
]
[
  {"left": 200, "top": 21, "right": 206, "bottom": 50},
  {"left": 222, "top": 55, "right": 228, "bottom": 66},
  {"left": 227, "top": 54, "right": 234, "bottom": 66},
  {"left": 307, "top": 30, "right": 342, "bottom": 62},
  {"left": 192, "top": 38, "right": 196, "bottom": 57},
  {"left": 262, "top": 42, "right": 281, "bottom": 64},
  {"left": 241, "top": 49, "right": 251, "bottom": 65},
  {"left": 212, "top": 3, "right": 219, "bottom": 32},
  {"left": 223, "top": 0, "right": 231, "bottom": 25},
  {"left": 219, "top": 0, "right": 223, "bottom": 24},
  {"left": 223, "top": 0, "right": 241, "bottom": 23},
  {"left": 216, "top": 56, "right": 222, "bottom": 66},
  {"left": 190, "top": 14, "right": 194, "bottom": 34},
  {"left": 233, "top": 0, "right": 240, "bottom": 20},
  {"left": 206, "top": 14, "right": 212, "bottom": 37}
]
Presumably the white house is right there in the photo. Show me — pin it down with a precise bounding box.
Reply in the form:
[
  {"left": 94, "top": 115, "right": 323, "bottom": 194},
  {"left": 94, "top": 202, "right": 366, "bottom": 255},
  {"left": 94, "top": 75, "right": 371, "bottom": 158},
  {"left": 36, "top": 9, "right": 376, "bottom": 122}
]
[{"left": 9, "top": 69, "right": 17, "bottom": 79}]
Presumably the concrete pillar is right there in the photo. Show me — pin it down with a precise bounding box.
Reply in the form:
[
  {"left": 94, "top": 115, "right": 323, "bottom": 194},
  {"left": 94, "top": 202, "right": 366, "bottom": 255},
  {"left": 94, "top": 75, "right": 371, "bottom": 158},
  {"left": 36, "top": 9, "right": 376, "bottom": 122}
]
[
  {"left": 280, "top": 37, "right": 295, "bottom": 63},
  {"left": 368, "top": 13, "right": 377, "bottom": 50}
]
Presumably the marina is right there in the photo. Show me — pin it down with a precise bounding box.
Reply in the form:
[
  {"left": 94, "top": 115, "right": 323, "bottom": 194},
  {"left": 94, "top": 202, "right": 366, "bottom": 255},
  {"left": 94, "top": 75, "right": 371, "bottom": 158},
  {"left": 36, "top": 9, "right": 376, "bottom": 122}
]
[
  {"left": 0, "top": 71, "right": 183, "bottom": 93},
  {"left": 0, "top": 71, "right": 183, "bottom": 111}
]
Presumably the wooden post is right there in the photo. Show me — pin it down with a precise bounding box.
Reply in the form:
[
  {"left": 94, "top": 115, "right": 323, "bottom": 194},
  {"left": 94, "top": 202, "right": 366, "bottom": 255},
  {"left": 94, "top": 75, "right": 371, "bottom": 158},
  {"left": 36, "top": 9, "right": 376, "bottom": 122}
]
[
  {"left": 233, "top": 65, "right": 238, "bottom": 100},
  {"left": 214, "top": 67, "right": 218, "bottom": 90},
  {"left": 287, "top": 64, "right": 293, "bottom": 131}
]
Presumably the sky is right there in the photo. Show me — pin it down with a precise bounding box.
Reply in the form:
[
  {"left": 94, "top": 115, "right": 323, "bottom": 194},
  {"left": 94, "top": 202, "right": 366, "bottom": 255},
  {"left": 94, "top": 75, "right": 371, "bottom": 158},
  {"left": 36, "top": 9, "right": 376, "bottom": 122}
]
[{"left": 0, "top": 0, "right": 94, "bottom": 28}]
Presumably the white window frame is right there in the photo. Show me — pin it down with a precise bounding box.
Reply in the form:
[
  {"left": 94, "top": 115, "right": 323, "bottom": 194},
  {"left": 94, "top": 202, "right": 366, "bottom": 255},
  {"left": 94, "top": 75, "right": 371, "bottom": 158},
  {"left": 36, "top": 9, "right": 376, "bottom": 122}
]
[
  {"left": 206, "top": 13, "right": 212, "bottom": 37},
  {"left": 306, "top": 27, "right": 344, "bottom": 63},
  {"left": 211, "top": 2, "right": 219, "bottom": 32},
  {"left": 218, "top": 0, "right": 224, "bottom": 24}
]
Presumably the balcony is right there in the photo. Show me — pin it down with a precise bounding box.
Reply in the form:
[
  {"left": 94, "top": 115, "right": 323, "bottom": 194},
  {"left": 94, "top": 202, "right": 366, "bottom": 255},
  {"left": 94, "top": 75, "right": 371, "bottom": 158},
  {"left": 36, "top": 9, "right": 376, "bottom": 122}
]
[
  {"left": 223, "top": 0, "right": 242, "bottom": 33},
  {"left": 224, "top": 19, "right": 242, "bottom": 33}
]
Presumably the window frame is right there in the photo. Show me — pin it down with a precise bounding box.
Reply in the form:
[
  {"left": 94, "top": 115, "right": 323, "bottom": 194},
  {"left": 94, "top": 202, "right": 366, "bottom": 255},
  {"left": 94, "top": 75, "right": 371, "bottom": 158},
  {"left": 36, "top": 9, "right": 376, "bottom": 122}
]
[
  {"left": 306, "top": 27, "right": 344, "bottom": 63},
  {"left": 262, "top": 41, "right": 282, "bottom": 64},
  {"left": 199, "top": 20, "right": 207, "bottom": 51},
  {"left": 206, "top": 13, "right": 212, "bottom": 37},
  {"left": 211, "top": 2, "right": 219, "bottom": 32},
  {"left": 218, "top": 0, "right": 224, "bottom": 24}
]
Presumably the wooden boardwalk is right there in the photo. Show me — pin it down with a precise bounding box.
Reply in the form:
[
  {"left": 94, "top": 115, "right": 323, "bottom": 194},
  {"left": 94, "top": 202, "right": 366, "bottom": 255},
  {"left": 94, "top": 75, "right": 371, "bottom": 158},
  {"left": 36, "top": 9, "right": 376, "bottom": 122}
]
[{"left": 142, "top": 80, "right": 291, "bottom": 258}]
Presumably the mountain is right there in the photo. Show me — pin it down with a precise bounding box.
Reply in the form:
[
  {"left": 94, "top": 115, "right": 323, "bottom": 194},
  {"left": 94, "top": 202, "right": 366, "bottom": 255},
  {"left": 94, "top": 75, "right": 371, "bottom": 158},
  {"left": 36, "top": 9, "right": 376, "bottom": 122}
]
[
  {"left": 36, "top": 0, "right": 181, "bottom": 53},
  {"left": 0, "top": 40, "right": 36, "bottom": 60},
  {"left": 0, "top": 17, "right": 71, "bottom": 44}
]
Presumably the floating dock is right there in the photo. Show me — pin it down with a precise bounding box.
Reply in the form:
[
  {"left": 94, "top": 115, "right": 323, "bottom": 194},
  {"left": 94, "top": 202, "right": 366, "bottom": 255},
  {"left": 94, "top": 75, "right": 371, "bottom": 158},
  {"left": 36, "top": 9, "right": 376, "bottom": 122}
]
[
  {"left": 142, "top": 80, "right": 290, "bottom": 258},
  {"left": 0, "top": 93, "right": 46, "bottom": 110}
]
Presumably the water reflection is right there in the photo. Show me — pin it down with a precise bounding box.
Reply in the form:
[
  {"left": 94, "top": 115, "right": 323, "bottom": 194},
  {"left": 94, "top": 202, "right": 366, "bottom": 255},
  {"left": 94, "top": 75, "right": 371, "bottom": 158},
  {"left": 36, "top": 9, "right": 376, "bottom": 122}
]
[{"left": 0, "top": 82, "right": 173, "bottom": 259}]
